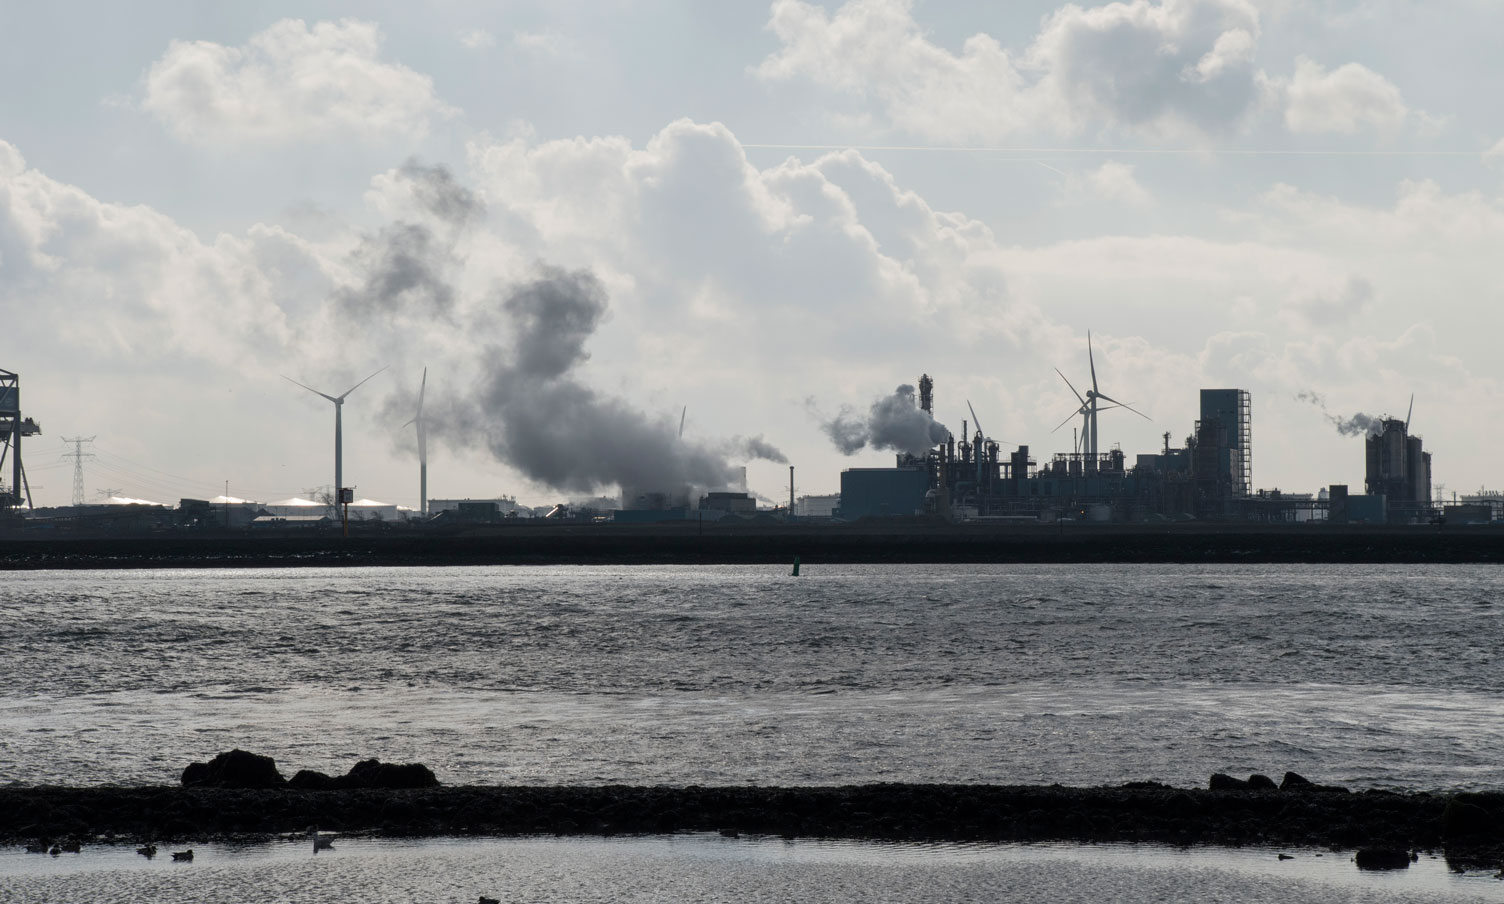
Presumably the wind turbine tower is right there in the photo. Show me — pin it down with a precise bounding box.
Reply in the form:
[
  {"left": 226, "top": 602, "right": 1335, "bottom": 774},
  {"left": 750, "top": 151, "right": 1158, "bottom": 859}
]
[
  {"left": 284, "top": 367, "right": 386, "bottom": 507},
  {"left": 1053, "top": 331, "right": 1149, "bottom": 460},
  {"left": 404, "top": 367, "right": 429, "bottom": 517}
]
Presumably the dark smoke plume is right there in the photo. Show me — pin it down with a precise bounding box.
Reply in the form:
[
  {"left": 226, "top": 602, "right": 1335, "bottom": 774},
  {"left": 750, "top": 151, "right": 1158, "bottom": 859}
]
[
  {"left": 815, "top": 385, "right": 950, "bottom": 457},
  {"left": 734, "top": 435, "right": 788, "bottom": 464},
  {"left": 336, "top": 223, "right": 454, "bottom": 316},
  {"left": 823, "top": 405, "right": 870, "bottom": 454},
  {"left": 387, "top": 266, "right": 786, "bottom": 495},
  {"left": 1295, "top": 390, "right": 1383, "bottom": 437},
  {"left": 1329, "top": 412, "right": 1383, "bottom": 437},
  {"left": 334, "top": 161, "right": 484, "bottom": 318},
  {"left": 398, "top": 159, "right": 484, "bottom": 226}
]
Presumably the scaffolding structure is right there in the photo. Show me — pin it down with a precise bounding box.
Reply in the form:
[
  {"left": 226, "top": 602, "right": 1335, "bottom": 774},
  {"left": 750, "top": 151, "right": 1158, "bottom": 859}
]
[{"left": 0, "top": 368, "right": 42, "bottom": 510}]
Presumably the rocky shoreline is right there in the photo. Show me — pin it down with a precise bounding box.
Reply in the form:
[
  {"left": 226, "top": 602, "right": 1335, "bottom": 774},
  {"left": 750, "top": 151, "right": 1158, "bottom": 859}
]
[{"left": 5, "top": 781, "right": 1503, "bottom": 871}]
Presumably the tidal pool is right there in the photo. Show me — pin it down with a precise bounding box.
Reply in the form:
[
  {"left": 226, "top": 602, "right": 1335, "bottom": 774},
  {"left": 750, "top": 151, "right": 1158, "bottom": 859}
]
[{"left": 3, "top": 834, "right": 1502, "bottom": 904}]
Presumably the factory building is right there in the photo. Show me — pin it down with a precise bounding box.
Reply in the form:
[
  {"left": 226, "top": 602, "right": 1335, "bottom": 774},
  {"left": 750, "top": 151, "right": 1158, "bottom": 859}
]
[
  {"left": 796, "top": 493, "right": 841, "bottom": 518},
  {"left": 837, "top": 467, "right": 930, "bottom": 519},
  {"left": 837, "top": 376, "right": 1271, "bottom": 522},
  {"left": 1196, "top": 389, "right": 1252, "bottom": 498},
  {"left": 1363, "top": 417, "right": 1432, "bottom": 523}
]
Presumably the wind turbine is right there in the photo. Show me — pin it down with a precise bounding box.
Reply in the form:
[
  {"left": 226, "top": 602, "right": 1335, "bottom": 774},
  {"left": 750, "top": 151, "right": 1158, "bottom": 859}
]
[
  {"left": 403, "top": 367, "right": 428, "bottom": 517},
  {"left": 283, "top": 366, "right": 387, "bottom": 509},
  {"left": 1052, "top": 331, "right": 1147, "bottom": 457}
]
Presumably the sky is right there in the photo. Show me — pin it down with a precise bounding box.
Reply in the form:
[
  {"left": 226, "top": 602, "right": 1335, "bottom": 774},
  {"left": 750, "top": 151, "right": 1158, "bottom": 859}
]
[{"left": 3, "top": 0, "right": 1502, "bottom": 510}]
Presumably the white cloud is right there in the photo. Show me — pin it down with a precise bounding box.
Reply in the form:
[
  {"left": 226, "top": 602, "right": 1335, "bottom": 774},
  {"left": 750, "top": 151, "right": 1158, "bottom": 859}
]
[
  {"left": 756, "top": 0, "right": 1418, "bottom": 141},
  {"left": 142, "top": 19, "right": 455, "bottom": 145},
  {"left": 6, "top": 112, "right": 1502, "bottom": 503},
  {"left": 1029, "top": 0, "right": 1271, "bottom": 136},
  {"left": 1283, "top": 275, "right": 1373, "bottom": 327},
  {"left": 457, "top": 27, "right": 496, "bottom": 50},
  {"left": 1283, "top": 57, "right": 1409, "bottom": 133},
  {"left": 0, "top": 140, "right": 304, "bottom": 363},
  {"left": 1484, "top": 137, "right": 1504, "bottom": 168},
  {"left": 513, "top": 30, "right": 572, "bottom": 56},
  {"left": 1087, "top": 161, "right": 1152, "bottom": 205}
]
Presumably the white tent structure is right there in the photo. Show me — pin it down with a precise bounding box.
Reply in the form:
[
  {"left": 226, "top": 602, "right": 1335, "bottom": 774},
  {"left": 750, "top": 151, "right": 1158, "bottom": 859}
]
[
  {"left": 347, "top": 498, "right": 403, "bottom": 521},
  {"left": 206, "top": 494, "right": 263, "bottom": 528},
  {"left": 264, "top": 496, "right": 332, "bottom": 518}
]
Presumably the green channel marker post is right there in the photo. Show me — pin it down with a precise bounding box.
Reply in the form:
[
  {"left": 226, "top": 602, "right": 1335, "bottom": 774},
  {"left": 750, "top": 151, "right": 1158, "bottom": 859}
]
[{"left": 791, "top": 556, "right": 801, "bottom": 576}]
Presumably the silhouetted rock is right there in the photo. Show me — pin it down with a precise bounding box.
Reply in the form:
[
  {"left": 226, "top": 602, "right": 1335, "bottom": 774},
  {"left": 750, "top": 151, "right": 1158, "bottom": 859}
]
[
  {"left": 1247, "top": 774, "right": 1278, "bottom": 791},
  {"left": 1277, "top": 771, "right": 1347, "bottom": 793},
  {"left": 334, "top": 758, "right": 439, "bottom": 789},
  {"left": 1209, "top": 773, "right": 1249, "bottom": 791},
  {"left": 288, "top": 770, "right": 335, "bottom": 790},
  {"left": 1354, "top": 848, "right": 1411, "bottom": 870},
  {"left": 180, "top": 750, "right": 285, "bottom": 788},
  {"left": 1443, "top": 796, "right": 1495, "bottom": 837}
]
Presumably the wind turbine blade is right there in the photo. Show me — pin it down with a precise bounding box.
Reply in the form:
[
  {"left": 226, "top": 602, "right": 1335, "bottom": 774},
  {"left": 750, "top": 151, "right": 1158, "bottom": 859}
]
[
  {"left": 1087, "top": 330, "right": 1099, "bottom": 394},
  {"left": 281, "top": 375, "right": 338, "bottom": 404},
  {"left": 1055, "top": 368, "right": 1086, "bottom": 405},
  {"left": 1051, "top": 410, "right": 1080, "bottom": 433},
  {"left": 1405, "top": 393, "right": 1413, "bottom": 432},
  {"left": 1092, "top": 392, "right": 1150, "bottom": 420},
  {"left": 414, "top": 367, "right": 428, "bottom": 464},
  {"left": 338, "top": 366, "right": 388, "bottom": 400},
  {"left": 966, "top": 400, "right": 985, "bottom": 438},
  {"left": 679, "top": 406, "right": 686, "bottom": 440}
]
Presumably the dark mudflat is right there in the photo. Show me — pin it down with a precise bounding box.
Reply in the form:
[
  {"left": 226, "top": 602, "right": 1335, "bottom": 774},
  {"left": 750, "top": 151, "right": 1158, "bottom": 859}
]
[{"left": 3, "top": 784, "right": 1502, "bottom": 869}]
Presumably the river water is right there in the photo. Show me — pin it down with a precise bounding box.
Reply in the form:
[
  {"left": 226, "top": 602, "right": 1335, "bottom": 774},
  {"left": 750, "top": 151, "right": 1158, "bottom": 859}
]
[
  {"left": 2, "top": 563, "right": 1500, "bottom": 790},
  {"left": 3, "top": 563, "right": 1503, "bottom": 900}
]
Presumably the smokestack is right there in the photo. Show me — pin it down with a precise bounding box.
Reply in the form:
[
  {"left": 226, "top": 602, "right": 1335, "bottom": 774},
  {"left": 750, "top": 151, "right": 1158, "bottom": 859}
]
[{"left": 789, "top": 465, "right": 795, "bottom": 514}]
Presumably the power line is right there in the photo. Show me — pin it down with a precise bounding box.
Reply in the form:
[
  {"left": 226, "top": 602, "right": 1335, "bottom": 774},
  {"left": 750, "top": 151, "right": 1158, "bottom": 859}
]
[
  {"left": 741, "top": 143, "right": 1491, "bottom": 157},
  {"left": 88, "top": 446, "right": 297, "bottom": 501},
  {"left": 60, "top": 436, "right": 95, "bottom": 507}
]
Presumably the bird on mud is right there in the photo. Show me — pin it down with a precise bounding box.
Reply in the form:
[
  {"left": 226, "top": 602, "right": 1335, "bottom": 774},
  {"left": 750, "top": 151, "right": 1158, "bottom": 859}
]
[
  {"left": 171, "top": 850, "right": 193, "bottom": 862},
  {"left": 136, "top": 844, "right": 157, "bottom": 858},
  {"left": 478, "top": 896, "right": 500, "bottom": 904},
  {"left": 308, "top": 825, "right": 334, "bottom": 853}
]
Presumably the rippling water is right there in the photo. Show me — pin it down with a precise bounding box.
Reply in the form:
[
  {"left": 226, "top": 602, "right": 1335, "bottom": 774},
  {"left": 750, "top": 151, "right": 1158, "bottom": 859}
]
[
  {"left": 4, "top": 836, "right": 1504, "bottom": 904},
  {"left": 1, "top": 563, "right": 1501, "bottom": 789}
]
